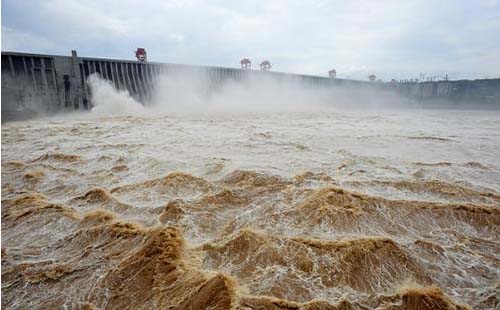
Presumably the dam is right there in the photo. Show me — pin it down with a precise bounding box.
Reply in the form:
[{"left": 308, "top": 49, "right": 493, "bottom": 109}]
[
  {"left": 2, "top": 50, "right": 365, "bottom": 120},
  {"left": 2, "top": 50, "right": 500, "bottom": 120}
]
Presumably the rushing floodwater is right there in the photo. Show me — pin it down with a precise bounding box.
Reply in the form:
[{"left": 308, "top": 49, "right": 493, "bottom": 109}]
[{"left": 2, "top": 108, "right": 500, "bottom": 309}]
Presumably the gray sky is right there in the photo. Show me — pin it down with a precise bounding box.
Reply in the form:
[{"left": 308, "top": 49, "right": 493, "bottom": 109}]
[{"left": 2, "top": 0, "right": 500, "bottom": 80}]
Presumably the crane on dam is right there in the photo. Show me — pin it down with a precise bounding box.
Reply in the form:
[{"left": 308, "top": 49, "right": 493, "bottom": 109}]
[
  {"left": 260, "top": 60, "right": 272, "bottom": 71},
  {"left": 135, "top": 48, "right": 147, "bottom": 62},
  {"left": 240, "top": 58, "right": 251, "bottom": 69}
]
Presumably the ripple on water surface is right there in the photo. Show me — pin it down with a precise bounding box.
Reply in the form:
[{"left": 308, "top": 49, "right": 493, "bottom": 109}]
[{"left": 2, "top": 111, "right": 500, "bottom": 309}]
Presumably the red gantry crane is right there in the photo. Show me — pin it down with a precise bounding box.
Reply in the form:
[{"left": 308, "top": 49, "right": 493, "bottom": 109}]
[{"left": 135, "top": 48, "right": 147, "bottom": 62}]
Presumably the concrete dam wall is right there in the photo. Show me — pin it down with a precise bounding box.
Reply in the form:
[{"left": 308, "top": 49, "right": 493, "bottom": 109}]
[
  {"left": 2, "top": 50, "right": 500, "bottom": 120},
  {"left": 1, "top": 50, "right": 370, "bottom": 120},
  {"left": 389, "top": 78, "right": 500, "bottom": 105}
]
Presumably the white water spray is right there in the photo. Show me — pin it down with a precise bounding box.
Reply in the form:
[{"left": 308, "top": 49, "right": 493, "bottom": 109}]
[{"left": 87, "top": 74, "right": 145, "bottom": 115}]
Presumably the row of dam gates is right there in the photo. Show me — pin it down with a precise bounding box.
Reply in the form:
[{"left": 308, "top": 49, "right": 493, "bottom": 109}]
[{"left": 2, "top": 50, "right": 500, "bottom": 120}]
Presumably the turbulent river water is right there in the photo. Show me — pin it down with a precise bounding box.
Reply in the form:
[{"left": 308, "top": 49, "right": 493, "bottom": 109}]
[{"left": 2, "top": 108, "right": 500, "bottom": 309}]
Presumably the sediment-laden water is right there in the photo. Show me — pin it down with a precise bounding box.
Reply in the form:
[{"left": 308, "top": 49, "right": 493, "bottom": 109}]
[{"left": 2, "top": 109, "right": 499, "bottom": 309}]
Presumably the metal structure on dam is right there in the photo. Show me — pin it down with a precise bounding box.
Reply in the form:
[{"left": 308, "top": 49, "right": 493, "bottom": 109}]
[{"left": 2, "top": 50, "right": 500, "bottom": 120}]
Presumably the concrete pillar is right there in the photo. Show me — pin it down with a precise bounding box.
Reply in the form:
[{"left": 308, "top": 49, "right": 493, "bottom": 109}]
[
  {"left": 105, "top": 62, "right": 111, "bottom": 80},
  {"left": 8, "top": 56, "right": 14, "bottom": 77},
  {"left": 40, "top": 58, "right": 49, "bottom": 91},
  {"left": 137, "top": 65, "right": 145, "bottom": 100},
  {"left": 146, "top": 65, "right": 155, "bottom": 96},
  {"left": 140, "top": 64, "right": 151, "bottom": 100},
  {"left": 105, "top": 62, "right": 112, "bottom": 82},
  {"left": 116, "top": 62, "right": 124, "bottom": 90},
  {"left": 119, "top": 62, "right": 126, "bottom": 91},
  {"left": 85, "top": 61, "right": 92, "bottom": 101},
  {"left": 71, "top": 50, "right": 79, "bottom": 79},
  {"left": 95, "top": 61, "right": 101, "bottom": 77},
  {"left": 85, "top": 61, "right": 92, "bottom": 83},
  {"left": 22, "top": 57, "right": 29, "bottom": 77},
  {"left": 80, "top": 63, "right": 88, "bottom": 100},
  {"left": 102, "top": 62, "right": 108, "bottom": 80},
  {"left": 130, "top": 63, "right": 139, "bottom": 96},
  {"left": 140, "top": 64, "right": 148, "bottom": 91},
  {"left": 97, "top": 62, "right": 103, "bottom": 79},
  {"left": 111, "top": 62, "right": 119, "bottom": 89},
  {"left": 111, "top": 62, "right": 120, "bottom": 90},
  {"left": 108, "top": 63, "right": 115, "bottom": 84},
  {"left": 122, "top": 62, "right": 132, "bottom": 95},
  {"left": 131, "top": 63, "right": 142, "bottom": 99},
  {"left": 99, "top": 62, "right": 105, "bottom": 79},
  {"left": 128, "top": 63, "right": 137, "bottom": 94},
  {"left": 71, "top": 50, "right": 82, "bottom": 108},
  {"left": 149, "top": 65, "right": 154, "bottom": 78},
  {"left": 29, "top": 58, "right": 36, "bottom": 87},
  {"left": 138, "top": 64, "right": 148, "bottom": 99}
]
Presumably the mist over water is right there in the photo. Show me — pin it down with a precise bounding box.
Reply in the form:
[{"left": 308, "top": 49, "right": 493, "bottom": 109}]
[
  {"left": 86, "top": 71, "right": 409, "bottom": 116},
  {"left": 150, "top": 72, "right": 337, "bottom": 113},
  {"left": 88, "top": 74, "right": 146, "bottom": 115},
  {"left": 2, "top": 73, "right": 500, "bottom": 309}
]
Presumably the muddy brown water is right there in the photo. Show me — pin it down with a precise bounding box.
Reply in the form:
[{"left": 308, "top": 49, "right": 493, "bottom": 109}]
[{"left": 2, "top": 110, "right": 499, "bottom": 309}]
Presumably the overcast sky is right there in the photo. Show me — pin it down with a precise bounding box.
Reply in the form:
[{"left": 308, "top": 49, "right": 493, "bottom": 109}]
[{"left": 2, "top": 0, "right": 500, "bottom": 80}]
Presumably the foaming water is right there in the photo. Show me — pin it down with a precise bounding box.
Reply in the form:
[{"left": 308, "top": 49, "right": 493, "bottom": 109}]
[
  {"left": 87, "top": 74, "right": 146, "bottom": 115},
  {"left": 2, "top": 108, "right": 500, "bottom": 309}
]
